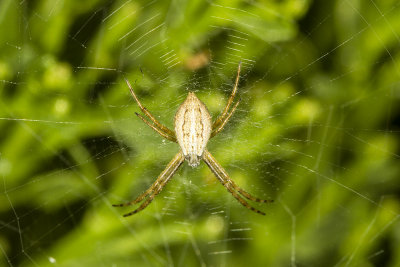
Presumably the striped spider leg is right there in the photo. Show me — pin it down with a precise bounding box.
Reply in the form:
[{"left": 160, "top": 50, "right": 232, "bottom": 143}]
[
  {"left": 113, "top": 152, "right": 184, "bottom": 217},
  {"left": 114, "top": 62, "right": 273, "bottom": 216}
]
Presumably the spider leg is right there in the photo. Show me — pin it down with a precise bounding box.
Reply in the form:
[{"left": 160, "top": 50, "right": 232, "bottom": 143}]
[
  {"left": 210, "top": 99, "right": 240, "bottom": 138},
  {"left": 212, "top": 62, "right": 241, "bottom": 129},
  {"left": 204, "top": 150, "right": 273, "bottom": 203},
  {"left": 135, "top": 112, "right": 177, "bottom": 142},
  {"left": 112, "top": 167, "right": 161, "bottom": 207},
  {"left": 202, "top": 150, "right": 273, "bottom": 215},
  {"left": 113, "top": 151, "right": 184, "bottom": 216},
  {"left": 125, "top": 78, "right": 176, "bottom": 138},
  {"left": 122, "top": 171, "right": 173, "bottom": 217}
]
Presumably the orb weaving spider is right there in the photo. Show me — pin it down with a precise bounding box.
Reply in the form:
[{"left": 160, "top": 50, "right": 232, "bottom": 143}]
[{"left": 114, "top": 63, "right": 273, "bottom": 216}]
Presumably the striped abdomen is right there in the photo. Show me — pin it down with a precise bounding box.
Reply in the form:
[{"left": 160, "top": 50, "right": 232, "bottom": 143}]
[{"left": 174, "top": 92, "right": 212, "bottom": 167}]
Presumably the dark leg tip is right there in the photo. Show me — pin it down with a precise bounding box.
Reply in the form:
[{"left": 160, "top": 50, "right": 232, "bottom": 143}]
[
  {"left": 123, "top": 210, "right": 139, "bottom": 217},
  {"left": 261, "top": 199, "right": 274, "bottom": 203}
]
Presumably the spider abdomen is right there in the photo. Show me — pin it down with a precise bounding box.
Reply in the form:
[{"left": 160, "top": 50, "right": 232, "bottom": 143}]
[{"left": 174, "top": 92, "right": 212, "bottom": 167}]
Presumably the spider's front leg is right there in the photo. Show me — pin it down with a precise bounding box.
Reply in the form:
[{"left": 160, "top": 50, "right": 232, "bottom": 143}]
[
  {"left": 113, "top": 151, "right": 185, "bottom": 216},
  {"left": 212, "top": 62, "right": 241, "bottom": 133},
  {"left": 135, "top": 112, "right": 177, "bottom": 142},
  {"left": 210, "top": 99, "right": 240, "bottom": 138},
  {"left": 202, "top": 150, "right": 273, "bottom": 215},
  {"left": 125, "top": 78, "right": 177, "bottom": 142}
]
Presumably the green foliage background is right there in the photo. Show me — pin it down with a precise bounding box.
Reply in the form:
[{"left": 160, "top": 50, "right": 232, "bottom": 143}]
[{"left": 0, "top": 0, "right": 400, "bottom": 266}]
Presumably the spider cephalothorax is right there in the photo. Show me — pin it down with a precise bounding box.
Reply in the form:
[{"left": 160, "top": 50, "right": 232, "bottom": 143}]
[{"left": 113, "top": 63, "right": 273, "bottom": 216}]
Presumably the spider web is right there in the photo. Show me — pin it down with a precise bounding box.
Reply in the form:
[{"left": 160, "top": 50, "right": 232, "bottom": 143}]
[{"left": 1, "top": 0, "right": 400, "bottom": 266}]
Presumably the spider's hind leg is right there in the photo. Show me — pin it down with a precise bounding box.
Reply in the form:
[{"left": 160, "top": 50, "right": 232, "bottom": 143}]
[
  {"left": 202, "top": 150, "right": 273, "bottom": 215},
  {"left": 122, "top": 174, "right": 171, "bottom": 217},
  {"left": 113, "top": 151, "right": 185, "bottom": 216}
]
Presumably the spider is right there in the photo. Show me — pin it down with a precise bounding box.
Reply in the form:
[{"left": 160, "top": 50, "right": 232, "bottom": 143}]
[{"left": 113, "top": 63, "right": 273, "bottom": 216}]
